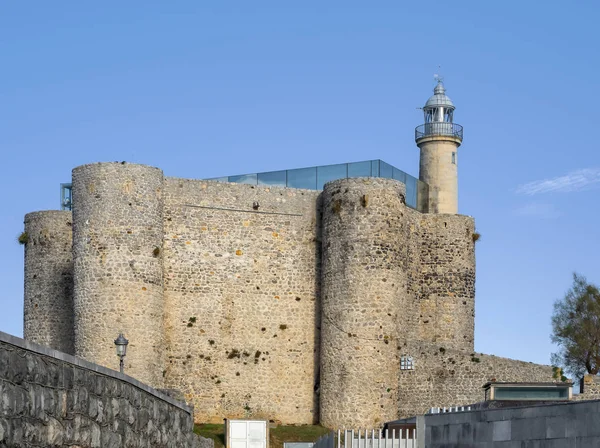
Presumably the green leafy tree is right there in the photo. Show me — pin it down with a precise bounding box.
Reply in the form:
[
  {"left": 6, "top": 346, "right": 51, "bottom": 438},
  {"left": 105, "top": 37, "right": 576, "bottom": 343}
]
[{"left": 551, "top": 273, "right": 600, "bottom": 378}]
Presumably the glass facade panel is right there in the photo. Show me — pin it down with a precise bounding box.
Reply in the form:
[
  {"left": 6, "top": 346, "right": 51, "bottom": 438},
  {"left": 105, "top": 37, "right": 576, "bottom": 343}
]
[
  {"left": 392, "top": 168, "right": 407, "bottom": 184},
  {"left": 494, "top": 387, "right": 569, "bottom": 400},
  {"left": 287, "top": 167, "right": 317, "bottom": 190},
  {"left": 60, "top": 183, "right": 72, "bottom": 211},
  {"left": 405, "top": 176, "right": 417, "bottom": 209},
  {"left": 317, "top": 164, "right": 348, "bottom": 190},
  {"left": 371, "top": 160, "right": 380, "bottom": 177},
  {"left": 348, "top": 161, "right": 372, "bottom": 178},
  {"left": 199, "top": 159, "right": 428, "bottom": 212},
  {"left": 258, "top": 170, "right": 287, "bottom": 187},
  {"left": 380, "top": 161, "right": 393, "bottom": 179},
  {"left": 229, "top": 173, "right": 258, "bottom": 185}
]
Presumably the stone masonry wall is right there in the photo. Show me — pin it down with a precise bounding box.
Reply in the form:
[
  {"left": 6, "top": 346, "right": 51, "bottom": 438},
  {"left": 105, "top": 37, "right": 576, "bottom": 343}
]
[
  {"left": 397, "top": 342, "right": 555, "bottom": 418},
  {"left": 0, "top": 331, "right": 204, "bottom": 448},
  {"left": 72, "top": 163, "right": 166, "bottom": 388},
  {"left": 320, "top": 178, "right": 416, "bottom": 429},
  {"left": 415, "top": 214, "right": 475, "bottom": 352},
  {"left": 22, "top": 161, "right": 555, "bottom": 429},
  {"left": 23, "top": 211, "right": 74, "bottom": 354},
  {"left": 574, "top": 374, "right": 600, "bottom": 401},
  {"left": 162, "top": 178, "right": 321, "bottom": 424}
]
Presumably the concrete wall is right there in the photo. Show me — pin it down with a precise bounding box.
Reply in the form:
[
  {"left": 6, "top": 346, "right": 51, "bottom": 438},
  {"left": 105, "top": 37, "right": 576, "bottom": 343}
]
[
  {"left": 0, "top": 331, "right": 205, "bottom": 448},
  {"left": 23, "top": 211, "right": 74, "bottom": 354},
  {"left": 162, "top": 177, "right": 321, "bottom": 424},
  {"left": 425, "top": 399, "right": 600, "bottom": 447}
]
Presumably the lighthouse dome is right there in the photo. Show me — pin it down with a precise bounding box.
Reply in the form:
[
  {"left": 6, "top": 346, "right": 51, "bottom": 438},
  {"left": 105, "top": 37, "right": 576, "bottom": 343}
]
[{"left": 424, "top": 81, "right": 455, "bottom": 109}]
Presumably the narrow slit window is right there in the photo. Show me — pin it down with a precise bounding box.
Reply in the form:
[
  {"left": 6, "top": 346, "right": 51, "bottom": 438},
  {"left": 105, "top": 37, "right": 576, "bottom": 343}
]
[{"left": 451, "top": 152, "right": 456, "bottom": 164}]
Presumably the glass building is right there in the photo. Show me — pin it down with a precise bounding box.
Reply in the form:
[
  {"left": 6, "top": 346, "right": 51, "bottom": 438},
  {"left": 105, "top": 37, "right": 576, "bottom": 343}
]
[
  {"left": 60, "top": 160, "right": 428, "bottom": 212},
  {"left": 207, "top": 159, "right": 427, "bottom": 211}
]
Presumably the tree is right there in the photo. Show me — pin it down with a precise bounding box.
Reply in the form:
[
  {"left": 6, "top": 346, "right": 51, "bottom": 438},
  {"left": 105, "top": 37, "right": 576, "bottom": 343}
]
[{"left": 551, "top": 273, "right": 600, "bottom": 378}]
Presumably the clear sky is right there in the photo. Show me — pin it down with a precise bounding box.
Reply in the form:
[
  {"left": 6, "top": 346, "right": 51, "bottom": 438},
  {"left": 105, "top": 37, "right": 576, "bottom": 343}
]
[{"left": 1, "top": 1, "right": 599, "bottom": 373}]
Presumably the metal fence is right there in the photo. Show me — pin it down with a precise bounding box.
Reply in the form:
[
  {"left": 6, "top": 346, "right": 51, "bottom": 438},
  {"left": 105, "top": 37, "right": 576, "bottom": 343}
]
[{"left": 313, "top": 429, "right": 417, "bottom": 448}]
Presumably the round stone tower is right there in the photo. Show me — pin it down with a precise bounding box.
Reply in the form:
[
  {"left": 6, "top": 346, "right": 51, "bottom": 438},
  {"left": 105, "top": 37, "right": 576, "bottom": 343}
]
[
  {"left": 415, "top": 80, "right": 463, "bottom": 214},
  {"left": 72, "top": 162, "right": 165, "bottom": 387},
  {"left": 23, "top": 210, "right": 74, "bottom": 354},
  {"left": 319, "top": 178, "right": 416, "bottom": 429}
]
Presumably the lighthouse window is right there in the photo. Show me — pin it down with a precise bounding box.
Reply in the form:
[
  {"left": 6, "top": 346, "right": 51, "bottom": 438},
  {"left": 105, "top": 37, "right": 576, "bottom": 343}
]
[{"left": 451, "top": 152, "right": 456, "bottom": 164}]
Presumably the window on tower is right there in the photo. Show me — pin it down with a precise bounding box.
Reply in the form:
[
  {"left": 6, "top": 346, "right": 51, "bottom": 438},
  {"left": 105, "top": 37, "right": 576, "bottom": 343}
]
[
  {"left": 452, "top": 152, "right": 456, "bottom": 164},
  {"left": 400, "top": 355, "right": 414, "bottom": 370}
]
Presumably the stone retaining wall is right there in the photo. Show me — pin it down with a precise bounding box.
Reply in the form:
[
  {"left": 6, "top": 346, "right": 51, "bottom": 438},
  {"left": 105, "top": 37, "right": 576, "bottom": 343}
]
[{"left": 0, "top": 331, "right": 208, "bottom": 448}]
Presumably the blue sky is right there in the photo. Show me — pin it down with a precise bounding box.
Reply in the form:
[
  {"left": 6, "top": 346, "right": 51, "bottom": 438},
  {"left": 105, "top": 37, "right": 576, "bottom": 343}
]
[{"left": 1, "top": 1, "right": 599, "bottom": 372}]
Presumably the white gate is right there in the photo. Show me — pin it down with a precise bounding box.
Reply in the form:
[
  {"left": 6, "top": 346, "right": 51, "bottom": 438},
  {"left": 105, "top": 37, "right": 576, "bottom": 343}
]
[{"left": 227, "top": 419, "right": 268, "bottom": 448}]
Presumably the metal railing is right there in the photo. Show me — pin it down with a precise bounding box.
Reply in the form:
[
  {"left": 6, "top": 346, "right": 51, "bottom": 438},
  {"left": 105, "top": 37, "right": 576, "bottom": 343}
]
[
  {"left": 415, "top": 122, "right": 463, "bottom": 141},
  {"left": 313, "top": 429, "right": 418, "bottom": 448}
]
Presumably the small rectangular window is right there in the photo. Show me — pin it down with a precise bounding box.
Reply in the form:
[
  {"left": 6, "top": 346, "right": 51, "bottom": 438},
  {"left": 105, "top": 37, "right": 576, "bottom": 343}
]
[
  {"left": 451, "top": 152, "right": 456, "bottom": 164},
  {"left": 400, "top": 355, "right": 414, "bottom": 370}
]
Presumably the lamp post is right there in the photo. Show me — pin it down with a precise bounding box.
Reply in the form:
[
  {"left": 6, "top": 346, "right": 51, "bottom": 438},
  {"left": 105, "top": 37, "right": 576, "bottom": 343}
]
[{"left": 114, "top": 333, "right": 129, "bottom": 374}]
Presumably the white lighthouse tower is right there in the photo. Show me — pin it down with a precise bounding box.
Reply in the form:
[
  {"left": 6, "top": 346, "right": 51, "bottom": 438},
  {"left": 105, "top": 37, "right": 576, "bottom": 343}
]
[{"left": 415, "top": 79, "right": 463, "bottom": 214}]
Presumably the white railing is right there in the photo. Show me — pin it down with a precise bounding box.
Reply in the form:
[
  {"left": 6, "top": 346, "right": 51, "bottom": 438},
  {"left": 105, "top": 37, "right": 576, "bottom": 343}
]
[
  {"left": 427, "top": 405, "right": 471, "bottom": 414},
  {"left": 313, "top": 429, "right": 417, "bottom": 448}
]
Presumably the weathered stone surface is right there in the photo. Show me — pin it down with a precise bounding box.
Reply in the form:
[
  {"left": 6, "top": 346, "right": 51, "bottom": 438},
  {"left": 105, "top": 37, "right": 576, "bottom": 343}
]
[
  {"left": 71, "top": 163, "right": 166, "bottom": 388},
  {"left": 0, "top": 331, "right": 205, "bottom": 448},
  {"left": 162, "top": 177, "right": 321, "bottom": 424},
  {"left": 398, "top": 343, "right": 555, "bottom": 418},
  {"left": 22, "top": 162, "right": 556, "bottom": 428},
  {"left": 23, "top": 210, "right": 74, "bottom": 354},
  {"left": 574, "top": 374, "right": 600, "bottom": 401},
  {"left": 320, "top": 178, "right": 412, "bottom": 428}
]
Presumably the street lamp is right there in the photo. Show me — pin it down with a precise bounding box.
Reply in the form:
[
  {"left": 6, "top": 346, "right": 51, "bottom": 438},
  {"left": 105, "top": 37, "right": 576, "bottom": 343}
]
[{"left": 114, "top": 333, "right": 129, "bottom": 373}]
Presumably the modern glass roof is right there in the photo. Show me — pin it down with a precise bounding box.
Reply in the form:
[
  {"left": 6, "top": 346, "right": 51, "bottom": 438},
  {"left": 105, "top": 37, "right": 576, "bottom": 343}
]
[
  {"left": 207, "top": 159, "right": 428, "bottom": 211},
  {"left": 60, "top": 160, "right": 428, "bottom": 212}
]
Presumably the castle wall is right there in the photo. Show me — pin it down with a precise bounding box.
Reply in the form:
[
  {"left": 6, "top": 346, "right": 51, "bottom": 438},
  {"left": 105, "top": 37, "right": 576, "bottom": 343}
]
[
  {"left": 320, "top": 178, "right": 417, "bottom": 428},
  {"left": 72, "top": 163, "right": 166, "bottom": 387},
  {"left": 21, "top": 161, "right": 554, "bottom": 429},
  {"left": 416, "top": 214, "right": 476, "bottom": 351},
  {"left": 161, "top": 178, "right": 321, "bottom": 424},
  {"left": 397, "top": 342, "right": 555, "bottom": 418},
  {"left": 23, "top": 210, "right": 74, "bottom": 354}
]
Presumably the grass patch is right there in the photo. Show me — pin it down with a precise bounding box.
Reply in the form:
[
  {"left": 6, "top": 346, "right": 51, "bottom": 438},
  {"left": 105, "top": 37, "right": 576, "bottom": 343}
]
[
  {"left": 195, "top": 424, "right": 226, "bottom": 448},
  {"left": 194, "top": 424, "right": 330, "bottom": 448},
  {"left": 270, "top": 425, "right": 330, "bottom": 448}
]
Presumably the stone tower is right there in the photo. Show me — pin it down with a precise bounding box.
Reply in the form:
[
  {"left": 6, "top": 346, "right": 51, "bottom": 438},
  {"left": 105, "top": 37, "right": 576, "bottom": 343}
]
[
  {"left": 415, "top": 80, "right": 463, "bottom": 214},
  {"left": 71, "top": 163, "right": 166, "bottom": 387},
  {"left": 23, "top": 210, "right": 74, "bottom": 354}
]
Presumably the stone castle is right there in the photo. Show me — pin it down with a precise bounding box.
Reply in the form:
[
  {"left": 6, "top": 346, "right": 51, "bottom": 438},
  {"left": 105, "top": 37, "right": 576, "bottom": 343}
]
[{"left": 22, "top": 81, "right": 555, "bottom": 428}]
